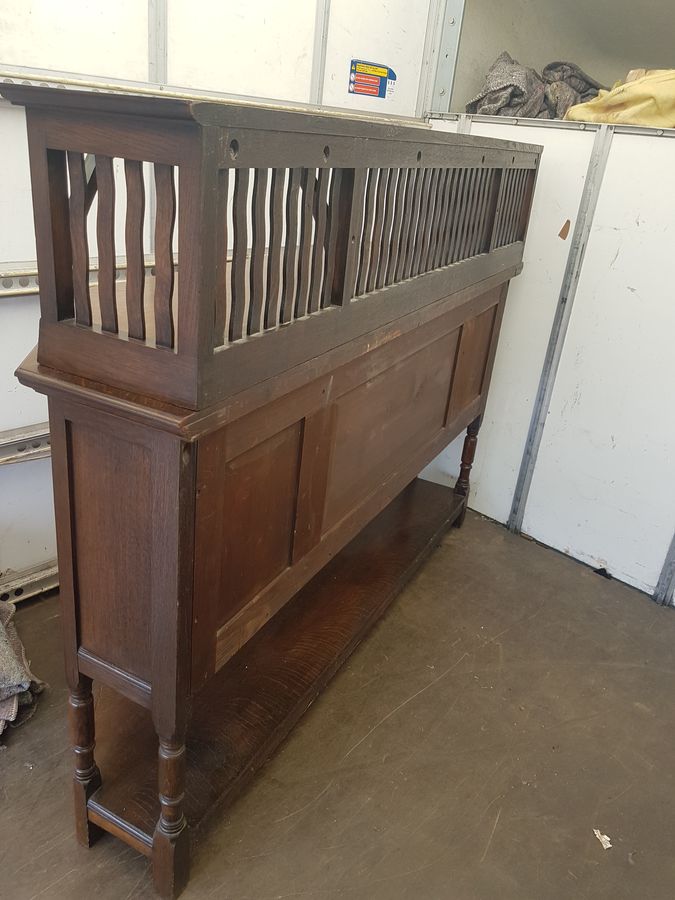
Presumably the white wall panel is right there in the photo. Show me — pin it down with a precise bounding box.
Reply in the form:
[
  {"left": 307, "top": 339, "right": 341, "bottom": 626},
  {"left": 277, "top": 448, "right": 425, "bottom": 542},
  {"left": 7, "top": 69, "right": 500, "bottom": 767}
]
[
  {"left": 423, "top": 122, "right": 595, "bottom": 525},
  {"left": 0, "top": 459, "right": 55, "bottom": 577},
  {"left": 0, "top": 107, "right": 35, "bottom": 264},
  {"left": 0, "top": 296, "right": 45, "bottom": 431},
  {"left": 0, "top": 295, "right": 55, "bottom": 578},
  {"left": 322, "top": 0, "right": 431, "bottom": 117},
  {"left": 524, "top": 133, "right": 675, "bottom": 593},
  {"left": 167, "top": 0, "right": 317, "bottom": 101},
  {"left": 0, "top": 1, "right": 148, "bottom": 81}
]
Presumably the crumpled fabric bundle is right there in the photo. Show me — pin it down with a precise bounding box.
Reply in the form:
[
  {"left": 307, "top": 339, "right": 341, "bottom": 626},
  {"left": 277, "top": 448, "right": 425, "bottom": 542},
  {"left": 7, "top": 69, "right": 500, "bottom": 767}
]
[
  {"left": 543, "top": 61, "right": 604, "bottom": 118},
  {"left": 467, "top": 52, "right": 604, "bottom": 120},
  {"left": 0, "top": 602, "right": 44, "bottom": 737},
  {"left": 565, "top": 69, "right": 675, "bottom": 126}
]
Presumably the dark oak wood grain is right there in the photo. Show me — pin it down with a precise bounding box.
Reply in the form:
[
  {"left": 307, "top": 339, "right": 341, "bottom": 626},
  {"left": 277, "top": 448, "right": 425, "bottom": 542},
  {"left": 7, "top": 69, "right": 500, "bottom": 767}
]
[
  {"left": 89, "top": 479, "right": 464, "bottom": 843},
  {"left": 4, "top": 84, "right": 540, "bottom": 899}
]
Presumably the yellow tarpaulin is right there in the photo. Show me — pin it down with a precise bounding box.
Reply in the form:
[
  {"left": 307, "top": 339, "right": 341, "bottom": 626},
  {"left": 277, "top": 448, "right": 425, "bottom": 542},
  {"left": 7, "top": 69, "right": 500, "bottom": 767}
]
[{"left": 565, "top": 69, "right": 675, "bottom": 127}]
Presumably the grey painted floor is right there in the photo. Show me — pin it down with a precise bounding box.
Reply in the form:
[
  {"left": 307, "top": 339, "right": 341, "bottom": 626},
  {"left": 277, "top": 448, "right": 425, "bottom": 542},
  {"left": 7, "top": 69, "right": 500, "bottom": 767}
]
[{"left": 3, "top": 511, "right": 675, "bottom": 899}]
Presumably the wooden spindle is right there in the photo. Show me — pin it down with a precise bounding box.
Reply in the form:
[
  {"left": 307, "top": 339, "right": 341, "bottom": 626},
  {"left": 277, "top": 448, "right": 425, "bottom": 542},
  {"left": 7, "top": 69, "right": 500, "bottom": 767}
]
[
  {"left": 308, "top": 168, "right": 328, "bottom": 314},
  {"left": 321, "top": 169, "right": 343, "bottom": 308},
  {"left": 68, "top": 676, "right": 102, "bottom": 847},
  {"left": 365, "top": 168, "right": 386, "bottom": 293},
  {"left": 341, "top": 168, "right": 367, "bottom": 303},
  {"left": 248, "top": 167, "right": 268, "bottom": 335},
  {"left": 403, "top": 167, "right": 424, "bottom": 279},
  {"left": 454, "top": 415, "right": 481, "bottom": 528},
  {"left": 516, "top": 169, "right": 536, "bottom": 243},
  {"left": 229, "top": 166, "right": 249, "bottom": 341},
  {"left": 434, "top": 168, "right": 453, "bottom": 269},
  {"left": 67, "top": 152, "right": 92, "bottom": 327},
  {"left": 265, "top": 167, "right": 285, "bottom": 328},
  {"left": 464, "top": 169, "right": 482, "bottom": 259},
  {"left": 503, "top": 170, "right": 517, "bottom": 245},
  {"left": 425, "top": 167, "right": 445, "bottom": 272},
  {"left": 376, "top": 168, "right": 397, "bottom": 289},
  {"left": 488, "top": 171, "right": 503, "bottom": 250},
  {"left": 213, "top": 168, "right": 229, "bottom": 346},
  {"left": 95, "top": 154, "right": 117, "bottom": 333},
  {"left": 457, "top": 168, "right": 477, "bottom": 261},
  {"left": 386, "top": 168, "right": 407, "bottom": 285},
  {"left": 473, "top": 170, "right": 493, "bottom": 256},
  {"left": 153, "top": 736, "right": 189, "bottom": 897},
  {"left": 124, "top": 159, "right": 146, "bottom": 340},
  {"left": 356, "top": 168, "right": 377, "bottom": 296},
  {"left": 445, "top": 167, "right": 465, "bottom": 264},
  {"left": 280, "top": 166, "right": 301, "bottom": 324},
  {"left": 411, "top": 168, "right": 432, "bottom": 276},
  {"left": 154, "top": 163, "right": 176, "bottom": 348},
  {"left": 511, "top": 169, "right": 528, "bottom": 243},
  {"left": 395, "top": 167, "right": 415, "bottom": 282},
  {"left": 295, "top": 168, "right": 314, "bottom": 319}
]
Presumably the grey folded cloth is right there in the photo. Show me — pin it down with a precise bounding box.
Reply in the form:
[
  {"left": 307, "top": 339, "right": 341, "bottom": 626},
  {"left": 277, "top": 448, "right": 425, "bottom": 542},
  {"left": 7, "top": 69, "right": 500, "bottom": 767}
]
[
  {"left": 0, "top": 602, "right": 44, "bottom": 737},
  {"left": 467, "top": 52, "right": 605, "bottom": 120}
]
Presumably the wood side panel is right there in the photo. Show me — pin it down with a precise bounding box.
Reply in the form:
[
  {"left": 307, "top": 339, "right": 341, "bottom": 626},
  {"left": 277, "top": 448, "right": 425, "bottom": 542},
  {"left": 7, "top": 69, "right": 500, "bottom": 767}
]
[
  {"left": 323, "top": 330, "right": 460, "bottom": 531},
  {"left": 191, "top": 422, "right": 303, "bottom": 687},
  {"left": 218, "top": 425, "right": 302, "bottom": 625},
  {"left": 68, "top": 420, "right": 153, "bottom": 681},
  {"left": 446, "top": 304, "right": 498, "bottom": 421}
]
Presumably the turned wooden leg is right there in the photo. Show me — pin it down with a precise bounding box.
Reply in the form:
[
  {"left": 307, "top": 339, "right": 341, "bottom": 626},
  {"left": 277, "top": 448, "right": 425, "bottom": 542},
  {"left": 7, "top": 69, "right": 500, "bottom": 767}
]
[
  {"left": 68, "top": 676, "right": 103, "bottom": 847},
  {"left": 152, "top": 737, "right": 190, "bottom": 899},
  {"left": 453, "top": 415, "right": 481, "bottom": 528}
]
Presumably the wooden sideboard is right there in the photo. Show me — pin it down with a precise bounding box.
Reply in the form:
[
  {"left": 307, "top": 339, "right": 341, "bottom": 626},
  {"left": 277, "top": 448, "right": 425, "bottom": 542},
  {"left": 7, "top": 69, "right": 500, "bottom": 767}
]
[{"left": 2, "top": 83, "right": 540, "bottom": 897}]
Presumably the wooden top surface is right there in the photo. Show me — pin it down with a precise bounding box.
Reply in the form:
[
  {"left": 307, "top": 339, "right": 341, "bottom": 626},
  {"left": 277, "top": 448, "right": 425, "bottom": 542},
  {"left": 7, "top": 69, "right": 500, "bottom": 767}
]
[{"left": 0, "top": 83, "right": 543, "bottom": 156}]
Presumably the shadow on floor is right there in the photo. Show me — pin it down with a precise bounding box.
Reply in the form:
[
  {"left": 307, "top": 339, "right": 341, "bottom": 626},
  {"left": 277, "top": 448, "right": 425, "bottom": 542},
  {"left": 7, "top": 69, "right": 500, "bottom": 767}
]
[{"left": 2, "top": 511, "right": 675, "bottom": 900}]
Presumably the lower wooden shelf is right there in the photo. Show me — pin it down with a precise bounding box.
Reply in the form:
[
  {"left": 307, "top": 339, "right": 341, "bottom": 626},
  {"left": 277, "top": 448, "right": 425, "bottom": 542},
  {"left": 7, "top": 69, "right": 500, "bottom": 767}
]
[{"left": 87, "top": 478, "right": 464, "bottom": 852}]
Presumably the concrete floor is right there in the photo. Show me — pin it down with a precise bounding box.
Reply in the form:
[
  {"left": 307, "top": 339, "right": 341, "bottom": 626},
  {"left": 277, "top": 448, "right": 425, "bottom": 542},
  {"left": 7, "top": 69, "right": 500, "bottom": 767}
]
[{"left": 3, "top": 511, "right": 675, "bottom": 899}]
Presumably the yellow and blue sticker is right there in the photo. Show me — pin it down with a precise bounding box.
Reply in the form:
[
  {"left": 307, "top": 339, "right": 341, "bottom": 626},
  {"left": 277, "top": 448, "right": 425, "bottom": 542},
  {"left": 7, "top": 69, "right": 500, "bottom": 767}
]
[{"left": 349, "top": 59, "right": 397, "bottom": 100}]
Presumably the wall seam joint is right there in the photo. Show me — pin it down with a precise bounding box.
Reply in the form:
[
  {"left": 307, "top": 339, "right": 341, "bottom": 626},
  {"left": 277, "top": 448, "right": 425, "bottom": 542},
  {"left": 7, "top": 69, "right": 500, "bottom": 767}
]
[{"left": 507, "top": 124, "right": 614, "bottom": 534}]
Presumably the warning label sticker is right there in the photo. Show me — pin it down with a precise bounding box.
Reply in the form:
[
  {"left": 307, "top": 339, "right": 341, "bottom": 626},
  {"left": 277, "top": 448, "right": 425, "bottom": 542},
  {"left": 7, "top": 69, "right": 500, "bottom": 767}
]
[{"left": 349, "top": 59, "right": 397, "bottom": 100}]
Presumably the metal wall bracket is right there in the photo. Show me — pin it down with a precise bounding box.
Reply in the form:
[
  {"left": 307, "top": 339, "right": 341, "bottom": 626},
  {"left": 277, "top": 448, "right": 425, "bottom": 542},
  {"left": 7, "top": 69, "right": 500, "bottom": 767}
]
[
  {"left": 0, "top": 560, "right": 58, "bottom": 603},
  {"left": 426, "top": 0, "right": 465, "bottom": 115},
  {"left": 418, "top": 0, "right": 465, "bottom": 116},
  {"left": 0, "top": 422, "right": 51, "bottom": 465}
]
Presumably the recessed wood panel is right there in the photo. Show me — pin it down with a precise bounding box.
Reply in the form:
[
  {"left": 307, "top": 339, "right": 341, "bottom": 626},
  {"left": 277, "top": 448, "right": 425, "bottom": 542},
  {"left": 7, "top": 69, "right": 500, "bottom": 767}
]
[
  {"left": 324, "top": 331, "right": 459, "bottom": 531},
  {"left": 68, "top": 422, "right": 152, "bottom": 681},
  {"left": 194, "top": 422, "right": 303, "bottom": 642},
  {"left": 447, "top": 304, "right": 497, "bottom": 421}
]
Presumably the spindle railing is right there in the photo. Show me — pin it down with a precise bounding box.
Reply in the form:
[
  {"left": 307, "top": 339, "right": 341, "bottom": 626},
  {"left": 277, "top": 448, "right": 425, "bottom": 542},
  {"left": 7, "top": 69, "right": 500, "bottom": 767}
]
[{"left": 3, "top": 85, "right": 539, "bottom": 410}]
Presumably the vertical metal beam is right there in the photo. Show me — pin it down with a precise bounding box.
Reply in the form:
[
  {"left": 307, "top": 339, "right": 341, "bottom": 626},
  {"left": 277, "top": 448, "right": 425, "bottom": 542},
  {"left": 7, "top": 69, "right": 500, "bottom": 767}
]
[
  {"left": 415, "top": 0, "right": 445, "bottom": 118},
  {"left": 147, "top": 0, "right": 168, "bottom": 253},
  {"left": 654, "top": 532, "right": 675, "bottom": 606},
  {"left": 507, "top": 124, "right": 614, "bottom": 534},
  {"left": 424, "top": 0, "right": 465, "bottom": 115},
  {"left": 310, "top": 0, "right": 331, "bottom": 106},
  {"left": 148, "top": 0, "right": 168, "bottom": 86}
]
